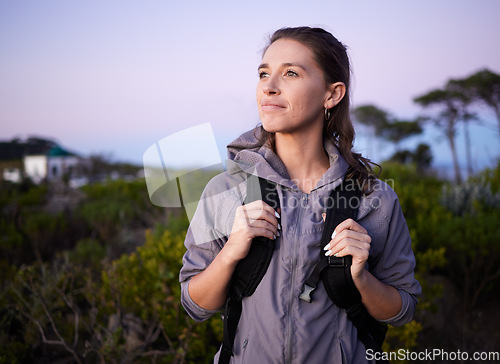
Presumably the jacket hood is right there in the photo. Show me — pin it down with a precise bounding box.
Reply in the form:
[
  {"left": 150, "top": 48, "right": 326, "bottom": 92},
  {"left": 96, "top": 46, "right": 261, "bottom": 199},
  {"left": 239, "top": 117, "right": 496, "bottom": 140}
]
[{"left": 226, "top": 126, "right": 349, "bottom": 192}]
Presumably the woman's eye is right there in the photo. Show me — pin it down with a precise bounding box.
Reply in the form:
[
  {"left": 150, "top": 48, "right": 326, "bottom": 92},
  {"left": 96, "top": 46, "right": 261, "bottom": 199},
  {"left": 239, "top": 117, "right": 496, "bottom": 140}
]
[
  {"left": 259, "top": 71, "right": 269, "bottom": 79},
  {"left": 285, "top": 70, "right": 298, "bottom": 77}
]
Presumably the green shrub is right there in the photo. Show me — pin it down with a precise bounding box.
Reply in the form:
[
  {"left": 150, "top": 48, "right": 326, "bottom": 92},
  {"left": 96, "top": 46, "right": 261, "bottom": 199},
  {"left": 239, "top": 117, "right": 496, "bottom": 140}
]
[
  {"left": 99, "top": 222, "right": 222, "bottom": 363},
  {"left": 3, "top": 162, "right": 499, "bottom": 361},
  {"left": 2, "top": 215, "right": 221, "bottom": 363}
]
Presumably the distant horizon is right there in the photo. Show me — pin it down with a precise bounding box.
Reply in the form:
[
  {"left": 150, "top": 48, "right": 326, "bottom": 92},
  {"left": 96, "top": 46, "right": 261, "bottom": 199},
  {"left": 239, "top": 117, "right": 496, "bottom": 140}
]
[{"left": 3, "top": 121, "right": 498, "bottom": 183}]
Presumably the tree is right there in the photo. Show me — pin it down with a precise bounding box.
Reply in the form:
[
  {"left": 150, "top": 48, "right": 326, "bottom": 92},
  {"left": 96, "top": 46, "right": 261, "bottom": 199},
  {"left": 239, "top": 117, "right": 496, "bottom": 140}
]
[
  {"left": 353, "top": 104, "right": 390, "bottom": 159},
  {"left": 447, "top": 78, "right": 480, "bottom": 177},
  {"left": 413, "top": 143, "right": 433, "bottom": 173},
  {"left": 414, "top": 87, "right": 472, "bottom": 184},
  {"left": 388, "top": 143, "right": 433, "bottom": 174},
  {"left": 353, "top": 105, "right": 425, "bottom": 168},
  {"left": 380, "top": 118, "right": 423, "bottom": 152},
  {"left": 459, "top": 69, "right": 500, "bottom": 137},
  {"left": 353, "top": 104, "right": 390, "bottom": 133}
]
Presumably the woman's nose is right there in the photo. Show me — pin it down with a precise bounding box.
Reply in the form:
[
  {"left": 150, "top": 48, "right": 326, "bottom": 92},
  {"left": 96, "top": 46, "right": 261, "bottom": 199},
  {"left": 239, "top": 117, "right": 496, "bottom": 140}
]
[{"left": 263, "top": 78, "right": 280, "bottom": 95}]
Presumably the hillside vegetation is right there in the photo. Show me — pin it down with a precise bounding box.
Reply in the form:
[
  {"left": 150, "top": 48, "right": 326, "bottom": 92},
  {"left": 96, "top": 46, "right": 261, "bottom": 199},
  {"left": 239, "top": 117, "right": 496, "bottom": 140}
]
[{"left": 1, "top": 161, "right": 499, "bottom": 363}]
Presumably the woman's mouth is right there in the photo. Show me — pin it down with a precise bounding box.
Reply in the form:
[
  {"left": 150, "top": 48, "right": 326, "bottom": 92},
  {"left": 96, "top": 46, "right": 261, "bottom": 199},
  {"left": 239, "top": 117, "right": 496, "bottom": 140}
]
[{"left": 260, "top": 101, "right": 286, "bottom": 111}]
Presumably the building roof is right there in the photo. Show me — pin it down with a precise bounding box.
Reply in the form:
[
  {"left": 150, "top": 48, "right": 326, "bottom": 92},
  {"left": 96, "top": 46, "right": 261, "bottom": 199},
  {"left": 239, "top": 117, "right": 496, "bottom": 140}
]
[
  {"left": 47, "top": 145, "right": 77, "bottom": 157},
  {"left": 0, "top": 137, "right": 58, "bottom": 161},
  {"left": 0, "top": 138, "right": 80, "bottom": 161}
]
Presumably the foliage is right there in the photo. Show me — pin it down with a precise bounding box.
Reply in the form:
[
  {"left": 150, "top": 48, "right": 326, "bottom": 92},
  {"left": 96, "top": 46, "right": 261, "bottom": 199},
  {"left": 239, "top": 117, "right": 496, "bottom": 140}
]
[
  {"left": 383, "top": 320, "right": 423, "bottom": 364},
  {"left": 353, "top": 104, "right": 424, "bottom": 145},
  {"left": 78, "top": 179, "right": 164, "bottom": 257},
  {"left": 353, "top": 104, "right": 425, "bottom": 165},
  {"left": 70, "top": 238, "right": 106, "bottom": 274},
  {"left": 0, "top": 179, "right": 48, "bottom": 207},
  {"left": 2, "top": 157, "right": 500, "bottom": 361},
  {"left": 380, "top": 162, "right": 445, "bottom": 353},
  {"left": 470, "top": 159, "right": 500, "bottom": 194},
  {"left": 411, "top": 70, "right": 500, "bottom": 181},
  {"left": 453, "top": 68, "right": 500, "bottom": 134},
  {"left": 379, "top": 119, "right": 423, "bottom": 148},
  {"left": 414, "top": 86, "right": 475, "bottom": 184},
  {"left": 388, "top": 143, "right": 433, "bottom": 172},
  {"left": 353, "top": 104, "right": 390, "bottom": 135},
  {"left": 381, "top": 160, "right": 500, "bottom": 352},
  {"left": 440, "top": 178, "right": 500, "bottom": 216},
  {"left": 79, "top": 180, "right": 152, "bottom": 231},
  {"left": 436, "top": 171, "right": 500, "bottom": 310},
  {"left": 1, "top": 213, "right": 222, "bottom": 363},
  {"left": 3, "top": 254, "right": 87, "bottom": 363},
  {"left": 0, "top": 180, "right": 75, "bottom": 264},
  {"left": 98, "top": 221, "right": 222, "bottom": 363}
]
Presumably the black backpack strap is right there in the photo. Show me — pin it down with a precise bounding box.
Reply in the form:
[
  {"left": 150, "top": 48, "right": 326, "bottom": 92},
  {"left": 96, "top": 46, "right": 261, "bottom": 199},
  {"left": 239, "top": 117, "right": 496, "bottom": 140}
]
[
  {"left": 323, "top": 256, "right": 388, "bottom": 355},
  {"left": 299, "top": 178, "right": 360, "bottom": 302},
  {"left": 300, "top": 176, "right": 388, "bottom": 364},
  {"left": 219, "top": 176, "right": 279, "bottom": 364}
]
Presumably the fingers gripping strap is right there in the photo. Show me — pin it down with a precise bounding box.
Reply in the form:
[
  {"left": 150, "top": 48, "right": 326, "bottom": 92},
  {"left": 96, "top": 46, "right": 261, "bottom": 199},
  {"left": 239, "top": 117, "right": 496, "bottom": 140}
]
[
  {"left": 219, "top": 177, "right": 279, "bottom": 364},
  {"left": 232, "top": 177, "right": 278, "bottom": 298},
  {"left": 300, "top": 180, "right": 360, "bottom": 302},
  {"left": 316, "top": 182, "right": 388, "bottom": 362},
  {"left": 319, "top": 185, "right": 363, "bottom": 309}
]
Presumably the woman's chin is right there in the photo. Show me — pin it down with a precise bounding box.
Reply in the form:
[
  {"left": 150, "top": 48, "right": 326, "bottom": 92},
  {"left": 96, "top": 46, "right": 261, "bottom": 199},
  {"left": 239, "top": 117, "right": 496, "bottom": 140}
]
[
  {"left": 261, "top": 120, "right": 285, "bottom": 134},
  {"left": 261, "top": 125, "right": 278, "bottom": 133}
]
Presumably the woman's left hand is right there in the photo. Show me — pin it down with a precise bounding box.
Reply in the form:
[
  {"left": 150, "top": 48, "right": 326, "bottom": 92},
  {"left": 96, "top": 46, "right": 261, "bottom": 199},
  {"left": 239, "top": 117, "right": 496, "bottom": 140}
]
[{"left": 323, "top": 218, "right": 371, "bottom": 280}]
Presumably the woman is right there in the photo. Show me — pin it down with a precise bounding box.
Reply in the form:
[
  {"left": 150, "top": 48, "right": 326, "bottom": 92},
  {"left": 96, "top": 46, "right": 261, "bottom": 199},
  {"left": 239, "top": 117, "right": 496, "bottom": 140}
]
[{"left": 180, "top": 26, "right": 421, "bottom": 363}]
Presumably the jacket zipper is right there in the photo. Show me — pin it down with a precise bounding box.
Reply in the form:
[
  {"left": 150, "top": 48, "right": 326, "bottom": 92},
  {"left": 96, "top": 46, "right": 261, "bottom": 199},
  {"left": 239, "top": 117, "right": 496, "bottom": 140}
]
[{"left": 285, "top": 192, "right": 308, "bottom": 363}]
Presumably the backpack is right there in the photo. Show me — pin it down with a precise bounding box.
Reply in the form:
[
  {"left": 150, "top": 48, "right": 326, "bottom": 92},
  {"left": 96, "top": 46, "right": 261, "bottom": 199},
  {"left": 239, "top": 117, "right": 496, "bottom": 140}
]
[{"left": 218, "top": 173, "right": 388, "bottom": 364}]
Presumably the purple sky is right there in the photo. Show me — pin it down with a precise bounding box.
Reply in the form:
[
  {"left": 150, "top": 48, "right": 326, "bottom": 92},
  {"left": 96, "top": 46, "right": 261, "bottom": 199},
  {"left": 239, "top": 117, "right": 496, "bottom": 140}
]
[{"left": 1, "top": 0, "right": 499, "bottom": 174}]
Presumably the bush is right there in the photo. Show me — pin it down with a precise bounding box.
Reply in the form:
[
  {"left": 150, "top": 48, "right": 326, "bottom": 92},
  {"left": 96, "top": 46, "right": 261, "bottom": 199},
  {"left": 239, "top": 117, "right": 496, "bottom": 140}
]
[
  {"left": 98, "top": 219, "right": 222, "bottom": 363},
  {"left": 381, "top": 159, "right": 500, "bottom": 355},
  {"left": 3, "top": 161, "right": 499, "bottom": 361},
  {"left": 1, "top": 215, "right": 222, "bottom": 363}
]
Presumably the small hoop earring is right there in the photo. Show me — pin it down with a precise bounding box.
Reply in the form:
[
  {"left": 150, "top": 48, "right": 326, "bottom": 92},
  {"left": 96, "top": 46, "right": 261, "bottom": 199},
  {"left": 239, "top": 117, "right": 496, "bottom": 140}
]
[{"left": 324, "top": 108, "right": 331, "bottom": 121}]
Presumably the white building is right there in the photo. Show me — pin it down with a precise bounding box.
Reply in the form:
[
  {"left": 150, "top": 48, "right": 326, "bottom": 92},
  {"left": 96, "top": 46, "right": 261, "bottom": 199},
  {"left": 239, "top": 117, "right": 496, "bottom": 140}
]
[
  {"left": 24, "top": 146, "right": 84, "bottom": 184},
  {"left": 2, "top": 166, "right": 22, "bottom": 183}
]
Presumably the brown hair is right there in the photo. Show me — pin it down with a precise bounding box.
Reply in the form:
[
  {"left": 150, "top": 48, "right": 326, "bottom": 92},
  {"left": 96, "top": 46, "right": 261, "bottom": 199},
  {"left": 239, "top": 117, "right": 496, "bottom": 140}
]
[{"left": 258, "top": 26, "right": 379, "bottom": 191}]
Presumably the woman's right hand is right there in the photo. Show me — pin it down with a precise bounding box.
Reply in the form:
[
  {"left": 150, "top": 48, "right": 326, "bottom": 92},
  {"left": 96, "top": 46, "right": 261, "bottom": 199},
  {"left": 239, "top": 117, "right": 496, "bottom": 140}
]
[
  {"left": 187, "top": 200, "right": 280, "bottom": 310},
  {"left": 224, "top": 200, "right": 280, "bottom": 264}
]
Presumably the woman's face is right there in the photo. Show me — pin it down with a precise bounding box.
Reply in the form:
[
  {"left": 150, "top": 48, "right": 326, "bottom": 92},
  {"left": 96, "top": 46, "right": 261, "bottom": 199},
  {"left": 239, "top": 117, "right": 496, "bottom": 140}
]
[{"left": 256, "top": 38, "right": 337, "bottom": 135}]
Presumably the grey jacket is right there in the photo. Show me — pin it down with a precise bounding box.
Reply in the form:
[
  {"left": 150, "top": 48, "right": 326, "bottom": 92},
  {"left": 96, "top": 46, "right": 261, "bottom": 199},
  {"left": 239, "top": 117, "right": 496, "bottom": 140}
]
[{"left": 180, "top": 127, "right": 421, "bottom": 363}]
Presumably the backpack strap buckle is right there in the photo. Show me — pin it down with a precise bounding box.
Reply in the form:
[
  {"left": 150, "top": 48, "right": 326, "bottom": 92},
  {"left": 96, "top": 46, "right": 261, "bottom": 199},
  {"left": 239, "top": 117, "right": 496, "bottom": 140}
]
[
  {"left": 299, "top": 284, "right": 315, "bottom": 303},
  {"left": 328, "top": 256, "right": 345, "bottom": 267}
]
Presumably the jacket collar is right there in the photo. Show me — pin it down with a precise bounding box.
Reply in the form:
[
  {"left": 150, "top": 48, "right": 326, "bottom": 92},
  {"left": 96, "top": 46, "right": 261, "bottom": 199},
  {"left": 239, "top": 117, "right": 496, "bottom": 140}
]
[{"left": 227, "top": 126, "right": 349, "bottom": 192}]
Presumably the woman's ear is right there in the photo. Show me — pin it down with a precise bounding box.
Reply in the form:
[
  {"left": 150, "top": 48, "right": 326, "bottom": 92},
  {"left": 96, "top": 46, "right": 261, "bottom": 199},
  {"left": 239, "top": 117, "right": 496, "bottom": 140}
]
[{"left": 325, "top": 82, "right": 346, "bottom": 109}]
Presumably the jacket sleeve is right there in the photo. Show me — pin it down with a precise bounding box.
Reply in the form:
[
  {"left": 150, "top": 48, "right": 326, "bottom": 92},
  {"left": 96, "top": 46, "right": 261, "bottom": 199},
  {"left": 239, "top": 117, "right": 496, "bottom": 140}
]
[
  {"left": 364, "top": 184, "right": 422, "bottom": 327},
  {"left": 180, "top": 229, "right": 225, "bottom": 321},
  {"left": 179, "top": 173, "right": 244, "bottom": 321}
]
